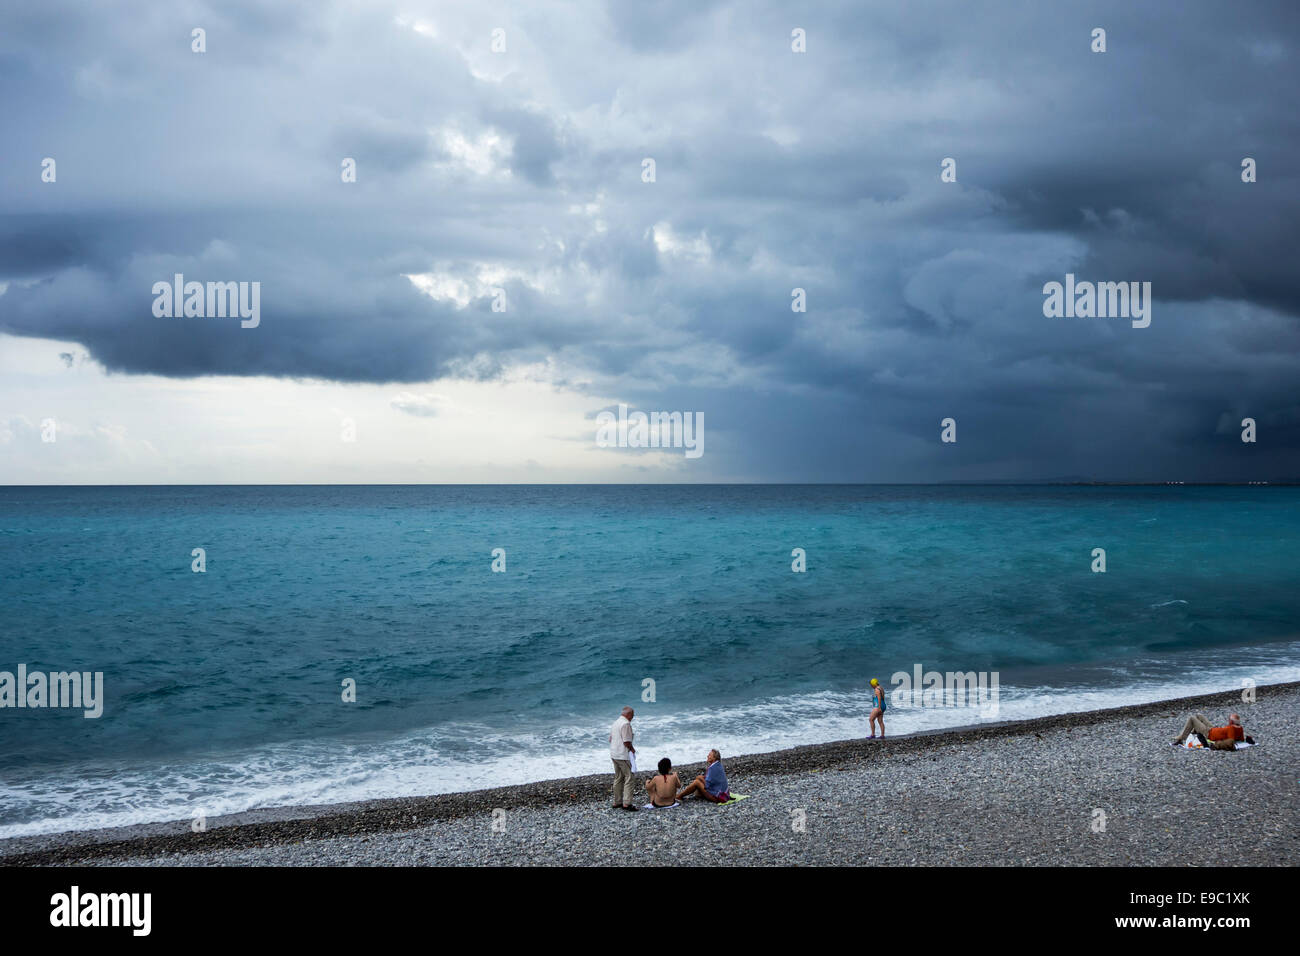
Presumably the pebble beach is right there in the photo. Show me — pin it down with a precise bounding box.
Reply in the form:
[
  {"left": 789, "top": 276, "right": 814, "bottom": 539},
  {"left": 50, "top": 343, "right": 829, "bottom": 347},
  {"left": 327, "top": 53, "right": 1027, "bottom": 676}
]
[{"left": 4, "top": 682, "right": 1296, "bottom": 867}]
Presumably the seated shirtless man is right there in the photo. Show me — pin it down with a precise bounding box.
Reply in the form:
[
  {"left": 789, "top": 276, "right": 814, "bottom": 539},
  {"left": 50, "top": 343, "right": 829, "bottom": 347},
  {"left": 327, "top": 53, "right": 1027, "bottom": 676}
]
[
  {"left": 676, "top": 749, "right": 729, "bottom": 803},
  {"left": 646, "top": 758, "right": 682, "bottom": 807}
]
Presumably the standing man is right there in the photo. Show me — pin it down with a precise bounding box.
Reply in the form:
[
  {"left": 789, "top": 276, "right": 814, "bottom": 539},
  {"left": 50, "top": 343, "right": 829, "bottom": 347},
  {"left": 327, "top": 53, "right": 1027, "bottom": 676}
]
[{"left": 609, "top": 706, "right": 637, "bottom": 811}]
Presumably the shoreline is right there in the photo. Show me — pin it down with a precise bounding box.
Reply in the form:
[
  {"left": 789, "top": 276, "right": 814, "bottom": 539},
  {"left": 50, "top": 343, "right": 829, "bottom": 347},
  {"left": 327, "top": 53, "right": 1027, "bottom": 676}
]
[{"left": 2, "top": 680, "right": 1291, "bottom": 866}]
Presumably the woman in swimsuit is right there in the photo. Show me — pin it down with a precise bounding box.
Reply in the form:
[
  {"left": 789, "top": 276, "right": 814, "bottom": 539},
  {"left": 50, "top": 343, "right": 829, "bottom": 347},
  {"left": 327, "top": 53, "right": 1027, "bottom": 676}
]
[
  {"left": 646, "top": 757, "right": 682, "bottom": 807},
  {"left": 868, "top": 677, "right": 886, "bottom": 738}
]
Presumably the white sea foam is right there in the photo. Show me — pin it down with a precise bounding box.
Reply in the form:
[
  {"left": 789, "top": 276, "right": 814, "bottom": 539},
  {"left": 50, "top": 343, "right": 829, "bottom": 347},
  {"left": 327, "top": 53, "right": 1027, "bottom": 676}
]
[{"left": 2, "top": 657, "right": 1297, "bottom": 839}]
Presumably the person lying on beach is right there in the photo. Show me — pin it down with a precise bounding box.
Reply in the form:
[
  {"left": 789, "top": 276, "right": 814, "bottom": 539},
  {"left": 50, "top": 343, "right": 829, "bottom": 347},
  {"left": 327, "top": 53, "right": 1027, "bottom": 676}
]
[
  {"left": 676, "top": 749, "right": 729, "bottom": 803},
  {"left": 1173, "top": 712, "right": 1249, "bottom": 747},
  {"left": 646, "top": 758, "right": 682, "bottom": 807}
]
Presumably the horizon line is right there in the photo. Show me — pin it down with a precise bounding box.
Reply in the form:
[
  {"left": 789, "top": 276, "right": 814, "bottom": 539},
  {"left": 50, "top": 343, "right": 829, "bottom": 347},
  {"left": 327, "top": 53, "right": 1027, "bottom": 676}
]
[{"left": 0, "top": 481, "right": 1292, "bottom": 489}]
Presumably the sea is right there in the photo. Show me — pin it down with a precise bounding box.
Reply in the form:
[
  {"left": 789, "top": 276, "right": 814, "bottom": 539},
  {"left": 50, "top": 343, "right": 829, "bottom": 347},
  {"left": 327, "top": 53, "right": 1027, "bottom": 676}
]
[{"left": 1, "top": 484, "right": 1297, "bottom": 837}]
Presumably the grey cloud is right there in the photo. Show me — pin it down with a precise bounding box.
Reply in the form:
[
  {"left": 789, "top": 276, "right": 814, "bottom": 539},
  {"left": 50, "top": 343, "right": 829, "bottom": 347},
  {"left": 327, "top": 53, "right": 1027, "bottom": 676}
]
[
  {"left": 390, "top": 392, "right": 444, "bottom": 417},
  {"left": 1, "top": 0, "right": 1298, "bottom": 480},
  {"left": 602, "top": 0, "right": 726, "bottom": 52},
  {"left": 483, "top": 108, "right": 565, "bottom": 187}
]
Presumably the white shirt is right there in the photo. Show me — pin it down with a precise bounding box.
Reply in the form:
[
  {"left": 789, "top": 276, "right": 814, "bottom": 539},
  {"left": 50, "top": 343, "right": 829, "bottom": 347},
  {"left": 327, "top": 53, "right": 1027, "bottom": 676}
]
[{"left": 609, "top": 715, "right": 633, "bottom": 760}]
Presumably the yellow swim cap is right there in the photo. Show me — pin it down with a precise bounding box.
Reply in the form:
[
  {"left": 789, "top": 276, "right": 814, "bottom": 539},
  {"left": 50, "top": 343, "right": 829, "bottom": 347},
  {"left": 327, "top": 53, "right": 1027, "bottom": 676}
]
[{"left": 870, "top": 678, "right": 878, "bottom": 686}]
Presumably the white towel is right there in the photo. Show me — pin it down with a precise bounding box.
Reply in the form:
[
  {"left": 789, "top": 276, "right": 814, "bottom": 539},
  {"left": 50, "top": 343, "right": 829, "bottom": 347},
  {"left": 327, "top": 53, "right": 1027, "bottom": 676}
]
[
  {"left": 629, "top": 751, "right": 637, "bottom": 772},
  {"left": 642, "top": 801, "right": 680, "bottom": 810},
  {"left": 1178, "top": 739, "right": 1254, "bottom": 751}
]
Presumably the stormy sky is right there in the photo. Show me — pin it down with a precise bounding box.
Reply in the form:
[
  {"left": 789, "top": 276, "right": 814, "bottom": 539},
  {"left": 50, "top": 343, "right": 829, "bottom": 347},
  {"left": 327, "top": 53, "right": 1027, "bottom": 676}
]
[{"left": 1, "top": 0, "right": 1297, "bottom": 483}]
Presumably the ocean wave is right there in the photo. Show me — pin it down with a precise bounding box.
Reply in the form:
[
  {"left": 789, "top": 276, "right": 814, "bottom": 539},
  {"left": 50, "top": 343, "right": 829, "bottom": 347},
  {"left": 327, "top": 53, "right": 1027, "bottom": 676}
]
[{"left": 3, "top": 656, "right": 1298, "bottom": 839}]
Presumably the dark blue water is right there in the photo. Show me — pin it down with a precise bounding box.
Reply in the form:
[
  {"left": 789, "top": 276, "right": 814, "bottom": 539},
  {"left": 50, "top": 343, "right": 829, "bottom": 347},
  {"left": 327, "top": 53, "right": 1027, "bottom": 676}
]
[{"left": 1, "top": 485, "right": 1297, "bottom": 835}]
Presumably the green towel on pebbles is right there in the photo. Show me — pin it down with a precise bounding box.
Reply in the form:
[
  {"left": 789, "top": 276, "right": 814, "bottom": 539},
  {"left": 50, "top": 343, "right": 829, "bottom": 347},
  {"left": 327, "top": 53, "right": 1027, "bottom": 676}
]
[{"left": 713, "top": 794, "right": 749, "bottom": 806}]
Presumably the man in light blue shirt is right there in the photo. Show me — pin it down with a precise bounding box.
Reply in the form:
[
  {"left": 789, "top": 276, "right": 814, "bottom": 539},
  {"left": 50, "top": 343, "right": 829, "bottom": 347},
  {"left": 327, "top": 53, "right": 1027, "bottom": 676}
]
[{"left": 676, "top": 749, "right": 729, "bottom": 803}]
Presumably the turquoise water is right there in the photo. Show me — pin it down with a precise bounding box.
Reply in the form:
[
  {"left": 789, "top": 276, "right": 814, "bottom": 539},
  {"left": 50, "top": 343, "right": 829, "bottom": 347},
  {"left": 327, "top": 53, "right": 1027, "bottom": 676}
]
[{"left": 1, "top": 484, "right": 1297, "bottom": 835}]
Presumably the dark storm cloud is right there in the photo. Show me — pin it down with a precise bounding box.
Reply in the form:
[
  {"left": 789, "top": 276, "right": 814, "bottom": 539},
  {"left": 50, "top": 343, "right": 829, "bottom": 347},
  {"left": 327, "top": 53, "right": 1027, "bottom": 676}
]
[{"left": 1, "top": 0, "right": 1298, "bottom": 479}]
